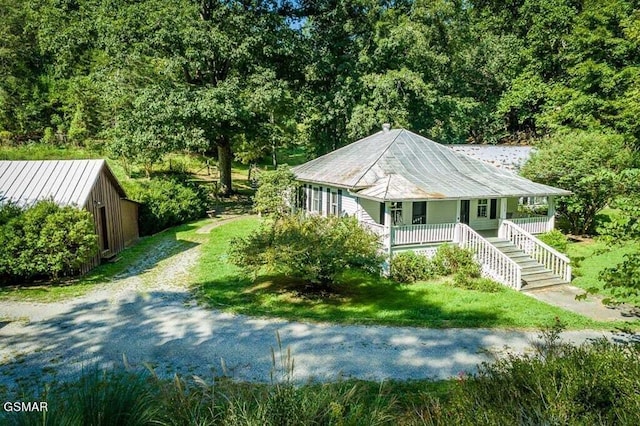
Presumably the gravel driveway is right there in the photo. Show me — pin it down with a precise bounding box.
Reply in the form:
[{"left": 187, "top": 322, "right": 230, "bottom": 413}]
[{"left": 0, "top": 240, "right": 616, "bottom": 391}]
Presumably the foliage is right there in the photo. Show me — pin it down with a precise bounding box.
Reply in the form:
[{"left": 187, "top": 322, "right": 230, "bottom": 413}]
[
  {"left": 521, "top": 131, "right": 634, "bottom": 234},
  {"left": 389, "top": 251, "right": 434, "bottom": 284},
  {"left": 123, "top": 176, "right": 209, "bottom": 236},
  {"left": 421, "top": 332, "right": 640, "bottom": 424},
  {"left": 451, "top": 275, "right": 504, "bottom": 293},
  {"left": 432, "top": 244, "right": 480, "bottom": 277},
  {"left": 538, "top": 229, "right": 569, "bottom": 252},
  {"left": 599, "top": 252, "right": 640, "bottom": 302},
  {"left": 229, "top": 214, "right": 384, "bottom": 285},
  {"left": 0, "top": 200, "right": 98, "bottom": 282},
  {"left": 253, "top": 167, "right": 298, "bottom": 217}
]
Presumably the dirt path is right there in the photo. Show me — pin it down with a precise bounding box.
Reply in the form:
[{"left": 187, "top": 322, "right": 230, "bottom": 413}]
[{"left": 0, "top": 225, "right": 625, "bottom": 391}]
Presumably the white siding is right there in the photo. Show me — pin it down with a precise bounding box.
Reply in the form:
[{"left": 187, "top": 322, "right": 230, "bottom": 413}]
[
  {"left": 427, "top": 200, "right": 457, "bottom": 224},
  {"left": 359, "top": 197, "right": 381, "bottom": 223},
  {"left": 341, "top": 191, "right": 358, "bottom": 216},
  {"left": 469, "top": 199, "right": 499, "bottom": 230}
]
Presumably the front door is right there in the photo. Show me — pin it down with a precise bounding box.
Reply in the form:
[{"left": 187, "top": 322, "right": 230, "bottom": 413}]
[{"left": 460, "top": 200, "right": 470, "bottom": 225}]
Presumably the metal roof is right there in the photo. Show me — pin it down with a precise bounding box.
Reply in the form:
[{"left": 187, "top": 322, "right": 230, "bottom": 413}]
[
  {"left": 293, "top": 129, "right": 571, "bottom": 201},
  {"left": 449, "top": 145, "right": 534, "bottom": 173},
  {"left": 0, "top": 160, "right": 126, "bottom": 208}
]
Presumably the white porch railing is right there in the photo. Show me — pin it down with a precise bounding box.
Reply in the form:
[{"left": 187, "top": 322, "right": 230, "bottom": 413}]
[
  {"left": 500, "top": 220, "right": 571, "bottom": 282},
  {"left": 392, "top": 223, "right": 456, "bottom": 245},
  {"left": 510, "top": 216, "right": 553, "bottom": 234},
  {"left": 455, "top": 223, "right": 523, "bottom": 290},
  {"left": 360, "top": 221, "right": 386, "bottom": 237}
]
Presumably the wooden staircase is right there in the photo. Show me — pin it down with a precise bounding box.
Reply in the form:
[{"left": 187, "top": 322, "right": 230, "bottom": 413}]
[{"left": 485, "top": 237, "right": 569, "bottom": 291}]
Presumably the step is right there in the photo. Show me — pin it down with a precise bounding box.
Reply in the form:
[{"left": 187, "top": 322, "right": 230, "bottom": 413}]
[
  {"left": 518, "top": 260, "right": 544, "bottom": 269},
  {"left": 484, "top": 237, "right": 506, "bottom": 243},
  {"left": 522, "top": 271, "right": 561, "bottom": 283},
  {"left": 521, "top": 266, "right": 548, "bottom": 275},
  {"left": 521, "top": 277, "right": 568, "bottom": 291}
]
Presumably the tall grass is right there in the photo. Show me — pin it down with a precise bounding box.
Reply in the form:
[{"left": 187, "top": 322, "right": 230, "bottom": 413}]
[{"left": 3, "top": 327, "right": 640, "bottom": 425}]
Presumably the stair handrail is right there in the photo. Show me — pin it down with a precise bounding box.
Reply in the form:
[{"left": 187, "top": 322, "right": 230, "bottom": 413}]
[
  {"left": 454, "top": 223, "right": 523, "bottom": 290},
  {"left": 499, "top": 220, "right": 572, "bottom": 281}
]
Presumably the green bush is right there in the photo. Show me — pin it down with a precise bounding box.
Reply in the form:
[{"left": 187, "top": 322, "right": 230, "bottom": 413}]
[
  {"left": 390, "top": 251, "right": 434, "bottom": 283},
  {"left": 420, "top": 330, "right": 640, "bottom": 425},
  {"left": 432, "top": 244, "right": 479, "bottom": 276},
  {"left": 452, "top": 275, "right": 503, "bottom": 292},
  {"left": 124, "top": 175, "right": 209, "bottom": 235},
  {"left": 229, "top": 214, "right": 384, "bottom": 286},
  {"left": 0, "top": 200, "right": 98, "bottom": 282},
  {"left": 253, "top": 167, "right": 298, "bottom": 217},
  {"left": 538, "top": 229, "right": 569, "bottom": 252}
]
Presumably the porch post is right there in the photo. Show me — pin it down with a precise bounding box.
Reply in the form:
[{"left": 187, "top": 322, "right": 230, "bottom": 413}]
[
  {"left": 456, "top": 200, "right": 461, "bottom": 223},
  {"left": 384, "top": 202, "right": 392, "bottom": 256},
  {"left": 547, "top": 196, "right": 556, "bottom": 231},
  {"left": 498, "top": 198, "right": 508, "bottom": 238}
]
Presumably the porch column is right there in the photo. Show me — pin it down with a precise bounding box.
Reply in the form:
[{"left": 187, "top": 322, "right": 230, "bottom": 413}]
[
  {"left": 456, "top": 200, "right": 461, "bottom": 223},
  {"left": 384, "top": 201, "right": 392, "bottom": 256},
  {"left": 547, "top": 196, "right": 556, "bottom": 231},
  {"left": 498, "top": 198, "right": 508, "bottom": 238}
]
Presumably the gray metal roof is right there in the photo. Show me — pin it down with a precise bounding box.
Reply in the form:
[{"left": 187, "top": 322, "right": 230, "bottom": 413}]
[
  {"left": 293, "top": 129, "right": 571, "bottom": 201},
  {"left": 449, "top": 145, "right": 534, "bottom": 173},
  {"left": 0, "top": 160, "right": 126, "bottom": 208}
]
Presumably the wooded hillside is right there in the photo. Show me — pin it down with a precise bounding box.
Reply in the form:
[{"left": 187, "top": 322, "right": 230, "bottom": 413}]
[{"left": 1, "top": 0, "right": 639, "bottom": 194}]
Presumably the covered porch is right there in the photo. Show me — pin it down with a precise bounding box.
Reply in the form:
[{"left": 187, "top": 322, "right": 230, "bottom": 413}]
[{"left": 358, "top": 196, "right": 557, "bottom": 249}]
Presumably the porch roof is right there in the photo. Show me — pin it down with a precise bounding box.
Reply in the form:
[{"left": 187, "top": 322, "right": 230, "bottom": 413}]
[{"left": 293, "top": 128, "right": 571, "bottom": 201}]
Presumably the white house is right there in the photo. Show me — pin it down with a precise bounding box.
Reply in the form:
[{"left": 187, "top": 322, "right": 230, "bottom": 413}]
[{"left": 292, "top": 126, "right": 572, "bottom": 291}]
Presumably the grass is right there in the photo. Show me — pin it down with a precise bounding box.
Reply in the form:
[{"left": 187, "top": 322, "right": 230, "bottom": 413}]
[
  {"left": 567, "top": 238, "right": 640, "bottom": 306},
  {"left": 194, "top": 217, "right": 614, "bottom": 330},
  {"left": 4, "top": 334, "right": 640, "bottom": 425}
]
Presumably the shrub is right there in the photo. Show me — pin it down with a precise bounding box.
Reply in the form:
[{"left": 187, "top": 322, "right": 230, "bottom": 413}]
[
  {"left": 124, "top": 175, "right": 209, "bottom": 235},
  {"left": 0, "top": 200, "right": 98, "bottom": 282},
  {"left": 452, "top": 275, "right": 503, "bottom": 292},
  {"left": 253, "top": 167, "right": 298, "bottom": 217},
  {"left": 421, "top": 331, "right": 640, "bottom": 425},
  {"left": 229, "top": 214, "right": 384, "bottom": 285},
  {"left": 432, "top": 244, "right": 479, "bottom": 276},
  {"left": 537, "top": 229, "right": 568, "bottom": 252},
  {"left": 390, "top": 251, "right": 434, "bottom": 283}
]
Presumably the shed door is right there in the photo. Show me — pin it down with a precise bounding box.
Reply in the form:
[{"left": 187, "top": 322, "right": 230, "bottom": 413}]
[
  {"left": 98, "top": 206, "right": 109, "bottom": 251},
  {"left": 460, "top": 200, "right": 470, "bottom": 225}
]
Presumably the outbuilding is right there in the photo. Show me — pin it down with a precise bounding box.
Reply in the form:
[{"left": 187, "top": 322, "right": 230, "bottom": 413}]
[{"left": 0, "top": 159, "right": 139, "bottom": 273}]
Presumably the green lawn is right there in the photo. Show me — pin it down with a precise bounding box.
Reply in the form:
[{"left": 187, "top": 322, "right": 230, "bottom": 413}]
[
  {"left": 195, "top": 217, "right": 613, "bottom": 329},
  {"left": 567, "top": 238, "right": 640, "bottom": 306}
]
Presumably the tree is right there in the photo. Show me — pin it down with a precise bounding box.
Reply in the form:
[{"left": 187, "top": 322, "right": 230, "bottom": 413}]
[
  {"left": 252, "top": 167, "right": 298, "bottom": 217},
  {"left": 229, "top": 214, "right": 384, "bottom": 286},
  {"left": 521, "top": 131, "right": 634, "bottom": 234}
]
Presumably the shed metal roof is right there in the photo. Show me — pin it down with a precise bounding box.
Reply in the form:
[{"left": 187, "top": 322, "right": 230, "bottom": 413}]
[
  {"left": 0, "top": 160, "right": 126, "bottom": 208},
  {"left": 293, "top": 129, "right": 571, "bottom": 201}
]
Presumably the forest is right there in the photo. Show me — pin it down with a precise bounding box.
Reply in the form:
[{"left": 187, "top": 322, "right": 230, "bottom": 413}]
[{"left": 1, "top": 0, "right": 639, "bottom": 194}]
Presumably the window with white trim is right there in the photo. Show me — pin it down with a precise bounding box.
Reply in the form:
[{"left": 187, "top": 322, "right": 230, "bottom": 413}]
[
  {"left": 312, "top": 187, "right": 321, "bottom": 212},
  {"left": 391, "top": 202, "right": 403, "bottom": 225},
  {"left": 330, "top": 190, "right": 339, "bottom": 215},
  {"left": 477, "top": 199, "right": 488, "bottom": 218}
]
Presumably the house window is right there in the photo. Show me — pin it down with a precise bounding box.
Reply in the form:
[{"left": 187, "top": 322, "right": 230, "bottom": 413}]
[
  {"left": 312, "top": 187, "right": 321, "bottom": 212},
  {"left": 412, "top": 201, "right": 426, "bottom": 224},
  {"left": 391, "top": 202, "right": 403, "bottom": 225},
  {"left": 330, "top": 190, "right": 339, "bottom": 215},
  {"left": 477, "top": 199, "right": 488, "bottom": 218}
]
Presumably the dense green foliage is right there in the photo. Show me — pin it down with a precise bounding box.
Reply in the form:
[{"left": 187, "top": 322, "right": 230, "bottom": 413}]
[
  {"left": 538, "top": 229, "right": 569, "bottom": 252},
  {"left": 3, "top": 0, "right": 640, "bottom": 188},
  {"left": 0, "top": 201, "right": 98, "bottom": 282},
  {"left": 252, "top": 167, "right": 298, "bottom": 217},
  {"left": 229, "top": 214, "right": 384, "bottom": 285},
  {"left": 521, "top": 131, "right": 635, "bottom": 234},
  {"left": 123, "top": 176, "right": 209, "bottom": 235},
  {"left": 422, "top": 327, "right": 640, "bottom": 425},
  {"left": 4, "top": 329, "right": 640, "bottom": 425},
  {"left": 389, "top": 251, "right": 435, "bottom": 283}
]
